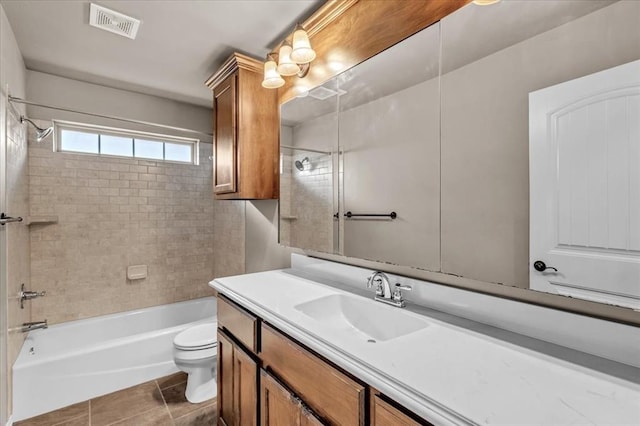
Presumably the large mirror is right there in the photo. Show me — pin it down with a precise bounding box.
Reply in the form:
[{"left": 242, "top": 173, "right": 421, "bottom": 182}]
[
  {"left": 280, "top": 0, "right": 640, "bottom": 309},
  {"left": 440, "top": 0, "right": 639, "bottom": 308}
]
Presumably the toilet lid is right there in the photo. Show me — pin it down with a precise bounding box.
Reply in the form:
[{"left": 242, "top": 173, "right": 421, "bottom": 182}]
[{"left": 174, "top": 322, "right": 218, "bottom": 349}]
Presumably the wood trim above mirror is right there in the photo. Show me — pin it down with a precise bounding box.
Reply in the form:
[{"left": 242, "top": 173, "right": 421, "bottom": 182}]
[{"left": 277, "top": 0, "right": 471, "bottom": 104}]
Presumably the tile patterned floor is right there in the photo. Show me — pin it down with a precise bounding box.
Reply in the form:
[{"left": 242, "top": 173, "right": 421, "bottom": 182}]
[{"left": 15, "top": 373, "right": 217, "bottom": 426}]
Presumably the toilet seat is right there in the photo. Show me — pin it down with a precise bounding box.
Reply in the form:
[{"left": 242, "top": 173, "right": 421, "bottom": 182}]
[{"left": 174, "top": 322, "right": 218, "bottom": 351}]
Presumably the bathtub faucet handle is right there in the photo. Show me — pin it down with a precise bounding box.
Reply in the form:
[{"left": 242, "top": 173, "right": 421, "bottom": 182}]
[{"left": 20, "top": 284, "right": 46, "bottom": 309}]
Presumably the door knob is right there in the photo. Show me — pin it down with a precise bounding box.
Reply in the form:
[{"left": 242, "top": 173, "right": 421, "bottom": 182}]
[{"left": 533, "top": 260, "right": 558, "bottom": 272}]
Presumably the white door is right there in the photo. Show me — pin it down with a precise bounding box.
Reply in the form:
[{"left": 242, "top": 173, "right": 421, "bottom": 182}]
[{"left": 529, "top": 60, "right": 640, "bottom": 309}]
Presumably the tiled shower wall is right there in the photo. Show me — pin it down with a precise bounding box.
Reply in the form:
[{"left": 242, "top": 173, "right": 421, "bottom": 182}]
[
  {"left": 279, "top": 120, "right": 335, "bottom": 254},
  {"left": 290, "top": 152, "right": 333, "bottom": 252},
  {"left": 5, "top": 109, "right": 31, "bottom": 417},
  {"left": 27, "top": 121, "right": 216, "bottom": 324}
]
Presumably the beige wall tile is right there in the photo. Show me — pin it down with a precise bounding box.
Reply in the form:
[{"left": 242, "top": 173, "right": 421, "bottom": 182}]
[{"left": 28, "top": 126, "right": 217, "bottom": 324}]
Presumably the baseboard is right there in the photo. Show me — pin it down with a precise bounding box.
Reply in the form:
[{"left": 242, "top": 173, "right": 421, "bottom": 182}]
[{"left": 6, "top": 415, "right": 13, "bottom": 426}]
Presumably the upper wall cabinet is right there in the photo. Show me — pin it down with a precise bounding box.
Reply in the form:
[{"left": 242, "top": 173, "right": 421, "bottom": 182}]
[{"left": 206, "top": 53, "right": 279, "bottom": 200}]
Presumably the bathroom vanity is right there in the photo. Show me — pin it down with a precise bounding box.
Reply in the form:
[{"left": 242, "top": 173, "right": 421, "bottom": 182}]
[
  {"left": 211, "top": 255, "right": 640, "bottom": 426},
  {"left": 215, "top": 291, "right": 427, "bottom": 425}
]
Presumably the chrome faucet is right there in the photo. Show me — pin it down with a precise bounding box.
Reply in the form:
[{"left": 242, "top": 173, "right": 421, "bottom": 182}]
[
  {"left": 21, "top": 320, "right": 47, "bottom": 333},
  {"left": 366, "top": 271, "right": 412, "bottom": 308},
  {"left": 367, "top": 271, "right": 392, "bottom": 298}
]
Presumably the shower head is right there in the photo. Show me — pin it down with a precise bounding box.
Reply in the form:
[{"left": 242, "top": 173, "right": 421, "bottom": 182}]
[
  {"left": 20, "top": 116, "right": 53, "bottom": 142},
  {"left": 295, "top": 157, "right": 309, "bottom": 171}
]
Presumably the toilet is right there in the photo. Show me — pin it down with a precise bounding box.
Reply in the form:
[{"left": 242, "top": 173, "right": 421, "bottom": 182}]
[{"left": 173, "top": 321, "right": 218, "bottom": 403}]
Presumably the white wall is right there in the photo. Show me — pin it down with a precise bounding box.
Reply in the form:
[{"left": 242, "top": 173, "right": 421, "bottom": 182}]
[
  {"left": 25, "top": 70, "right": 212, "bottom": 142},
  {"left": 245, "top": 200, "right": 291, "bottom": 273},
  {"left": 0, "top": 4, "right": 27, "bottom": 423}
]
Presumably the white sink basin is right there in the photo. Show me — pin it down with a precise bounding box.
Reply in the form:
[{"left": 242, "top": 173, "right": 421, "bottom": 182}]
[{"left": 294, "top": 293, "right": 429, "bottom": 342}]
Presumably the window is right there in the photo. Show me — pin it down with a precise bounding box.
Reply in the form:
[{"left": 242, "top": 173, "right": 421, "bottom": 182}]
[{"left": 54, "top": 121, "right": 199, "bottom": 164}]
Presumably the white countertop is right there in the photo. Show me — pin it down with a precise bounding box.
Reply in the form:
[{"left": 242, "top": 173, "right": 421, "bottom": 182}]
[{"left": 211, "top": 269, "right": 640, "bottom": 426}]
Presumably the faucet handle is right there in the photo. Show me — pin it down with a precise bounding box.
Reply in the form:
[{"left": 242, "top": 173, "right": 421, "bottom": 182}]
[{"left": 392, "top": 283, "right": 412, "bottom": 302}]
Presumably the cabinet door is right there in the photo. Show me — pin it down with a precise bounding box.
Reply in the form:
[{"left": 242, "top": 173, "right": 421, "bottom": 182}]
[
  {"left": 213, "top": 72, "right": 237, "bottom": 194},
  {"left": 233, "top": 343, "right": 258, "bottom": 426},
  {"left": 217, "top": 330, "right": 234, "bottom": 426},
  {"left": 260, "top": 370, "right": 302, "bottom": 425},
  {"left": 261, "top": 324, "right": 365, "bottom": 426},
  {"left": 218, "top": 329, "right": 258, "bottom": 426},
  {"left": 371, "top": 395, "right": 423, "bottom": 426}
]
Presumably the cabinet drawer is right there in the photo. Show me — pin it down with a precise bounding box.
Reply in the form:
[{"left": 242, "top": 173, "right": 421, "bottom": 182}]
[
  {"left": 218, "top": 296, "right": 258, "bottom": 352},
  {"left": 370, "top": 391, "right": 431, "bottom": 426},
  {"left": 261, "top": 323, "right": 365, "bottom": 426}
]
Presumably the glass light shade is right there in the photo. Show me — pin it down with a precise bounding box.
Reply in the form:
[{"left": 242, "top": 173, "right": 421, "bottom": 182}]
[
  {"left": 277, "top": 44, "right": 301, "bottom": 76},
  {"left": 290, "top": 28, "right": 316, "bottom": 64},
  {"left": 472, "top": 0, "right": 500, "bottom": 5},
  {"left": 262, "top": 59, "right": 284, "bottom": 89}
]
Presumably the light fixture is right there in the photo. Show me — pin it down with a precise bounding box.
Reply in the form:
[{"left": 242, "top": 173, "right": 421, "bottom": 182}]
[
  {"left": 277, "top": 41, "right": 301, "bottom": 76},
  {"left": 472, "top": 0, "right": 501, "bottom": 5},
  {"left": 261, "top": 54, "right": 285, "bottom": 89},
  {"left": 262, "top": 24, "right": 316, "bottom": 89},
  {"left": 291, "top": 24, "right": 316, "bottom": 64}
]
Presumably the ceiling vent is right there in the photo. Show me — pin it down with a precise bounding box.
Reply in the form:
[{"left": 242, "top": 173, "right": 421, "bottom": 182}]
[
  {"left": 308, "top": 86, "right": 346, "bottom": 101},
  {"left": 89, "top": 4, "right": 141, "bottom": 40}
]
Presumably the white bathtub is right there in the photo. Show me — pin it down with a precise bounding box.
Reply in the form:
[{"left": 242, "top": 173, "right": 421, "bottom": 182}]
[{"left": 12, "top": 296, "right": 217, "bottom": 422}]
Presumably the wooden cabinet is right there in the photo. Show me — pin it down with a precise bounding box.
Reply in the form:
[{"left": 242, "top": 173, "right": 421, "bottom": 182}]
[
  {"left": 261, "top": 323, "right": 365, "bottom": 426},
  {"left": 216, "top": 296, "right": 431, "bottom": 426},
  {"left": 260, "top": 370, "right": 325, "bottom": 425},
  {"left": 212, "top": 73, "right": 237, "bottom": 194},
  {"left": 217, "top": 329, "right": 257, "bottom": 426},
  {"left": 206, "top": 52, "right": 279, "bottom": 200},
  {"left": 371, "top": 393, "right": 429, "bottom": 426},
  {"left": 218, "top": 296, "right": 258, "bottom": 352}
]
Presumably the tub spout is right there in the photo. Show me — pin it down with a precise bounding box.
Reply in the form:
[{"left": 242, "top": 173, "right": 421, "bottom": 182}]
[{"left": 21, "top": 320, "right": 47, "bottom": 332}]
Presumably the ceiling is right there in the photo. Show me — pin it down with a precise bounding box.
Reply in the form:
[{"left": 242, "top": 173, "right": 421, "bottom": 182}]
[{"left": 3, "top": 0, "right": 323, "bottom": 107}]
